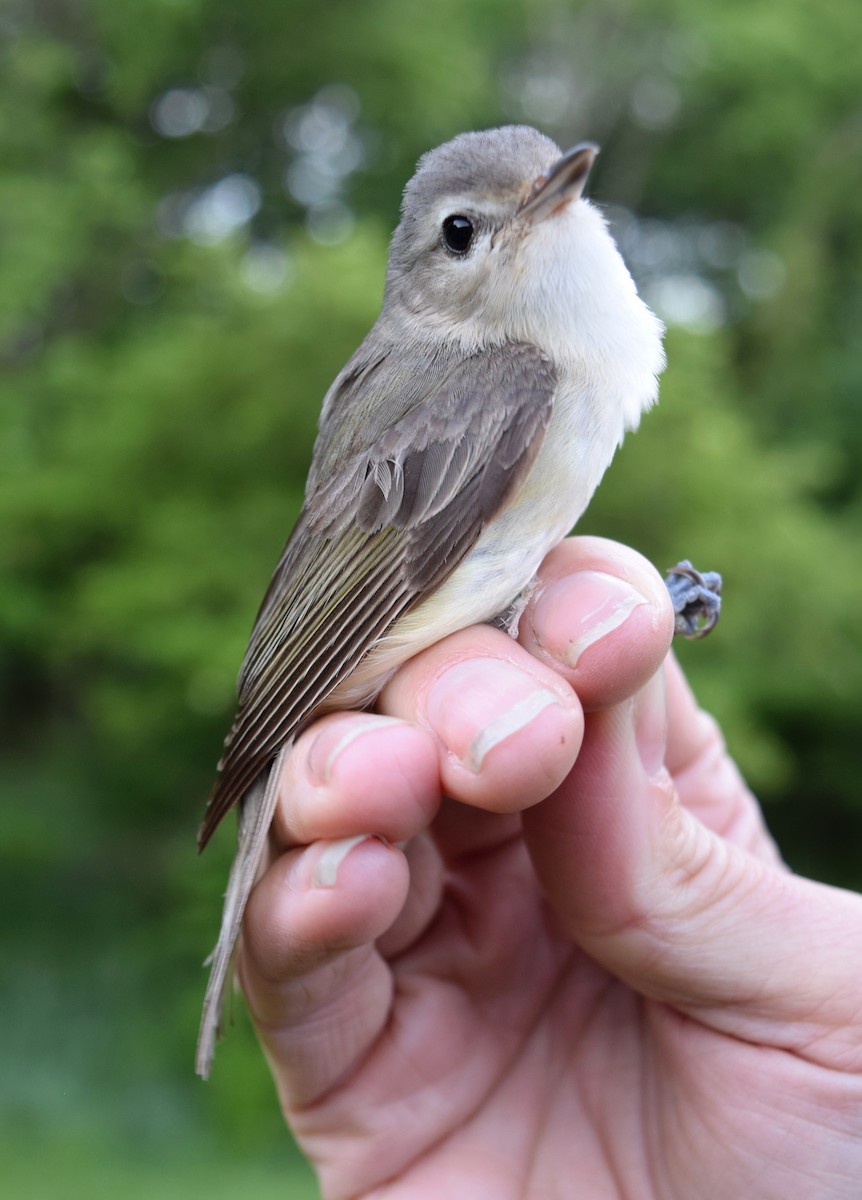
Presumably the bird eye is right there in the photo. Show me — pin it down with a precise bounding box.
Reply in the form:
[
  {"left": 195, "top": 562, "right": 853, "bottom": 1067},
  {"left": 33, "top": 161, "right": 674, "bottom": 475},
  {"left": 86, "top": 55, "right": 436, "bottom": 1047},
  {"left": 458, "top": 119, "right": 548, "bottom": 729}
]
[{"left": 441, "top": 214, "right": 475, "bottom": 255}]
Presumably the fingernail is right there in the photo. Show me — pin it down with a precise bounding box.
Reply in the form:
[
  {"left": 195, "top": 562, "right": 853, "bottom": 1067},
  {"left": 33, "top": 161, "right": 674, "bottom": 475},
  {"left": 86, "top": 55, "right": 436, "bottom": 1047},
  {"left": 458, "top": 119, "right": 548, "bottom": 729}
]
[
  {"left": 424, "top": 658, "right": 563, "bottom": 773},
  {"left": 531, "top": 571, "right": 649, "bottom": 668},
  {"left": 307, "top": 716, "right": 408, "bottom": 784},
  {"left": 311, "top": 834, "right": 374, "bottom": 888},
  {"left": 633, "top": 669, "right": 667, "bottom": 776}
]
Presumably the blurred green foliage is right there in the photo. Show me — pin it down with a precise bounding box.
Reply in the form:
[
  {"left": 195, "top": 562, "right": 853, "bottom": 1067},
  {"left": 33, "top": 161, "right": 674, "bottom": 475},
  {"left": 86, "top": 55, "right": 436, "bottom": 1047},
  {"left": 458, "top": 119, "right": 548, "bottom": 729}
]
[{"left": 2, "top": 0, "right": 860, "bottom": 1193}]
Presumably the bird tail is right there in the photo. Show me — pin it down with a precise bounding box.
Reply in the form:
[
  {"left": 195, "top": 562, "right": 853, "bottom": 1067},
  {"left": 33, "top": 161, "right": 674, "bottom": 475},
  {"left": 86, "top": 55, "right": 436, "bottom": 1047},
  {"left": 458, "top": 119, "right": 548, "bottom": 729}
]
[{"left": 195, "top": 745, "right": 289, "bottom": 1079}]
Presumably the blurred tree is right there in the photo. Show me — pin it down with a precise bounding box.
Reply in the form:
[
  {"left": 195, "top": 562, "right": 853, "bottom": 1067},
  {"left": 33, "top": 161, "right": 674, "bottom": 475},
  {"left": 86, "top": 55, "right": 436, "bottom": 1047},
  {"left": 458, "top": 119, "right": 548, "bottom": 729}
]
[{"left": 2, "top": 0, "right": 860, "bottom": 1191}]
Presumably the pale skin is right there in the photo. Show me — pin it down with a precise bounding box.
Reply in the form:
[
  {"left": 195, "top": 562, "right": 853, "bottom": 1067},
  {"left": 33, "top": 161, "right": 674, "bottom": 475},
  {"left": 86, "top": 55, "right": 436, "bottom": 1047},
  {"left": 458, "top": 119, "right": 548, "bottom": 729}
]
[{"left": 237, "top": 537, "right": 862, "bottom": 1199}]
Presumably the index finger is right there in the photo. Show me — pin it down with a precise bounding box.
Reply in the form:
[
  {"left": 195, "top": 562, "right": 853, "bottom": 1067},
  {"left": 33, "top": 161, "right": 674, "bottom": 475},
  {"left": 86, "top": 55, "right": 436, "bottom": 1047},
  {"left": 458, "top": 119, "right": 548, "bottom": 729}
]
[{"left": 518, "top": 536, "right": 675, "bottom": 710}]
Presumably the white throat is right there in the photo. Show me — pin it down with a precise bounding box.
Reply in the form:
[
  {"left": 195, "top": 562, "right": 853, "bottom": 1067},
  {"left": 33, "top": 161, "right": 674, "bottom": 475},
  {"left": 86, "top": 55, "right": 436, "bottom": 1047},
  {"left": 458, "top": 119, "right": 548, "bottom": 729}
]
[{"left": 503, "top": 199, "right": 665, "bottom": 434}]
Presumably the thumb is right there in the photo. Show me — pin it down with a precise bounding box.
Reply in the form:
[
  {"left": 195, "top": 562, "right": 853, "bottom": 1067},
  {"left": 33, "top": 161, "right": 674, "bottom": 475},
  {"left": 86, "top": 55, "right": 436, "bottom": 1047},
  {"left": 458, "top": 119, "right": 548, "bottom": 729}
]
[{"left": 522, "top": 663, "right": 862, "bottom": 1072}]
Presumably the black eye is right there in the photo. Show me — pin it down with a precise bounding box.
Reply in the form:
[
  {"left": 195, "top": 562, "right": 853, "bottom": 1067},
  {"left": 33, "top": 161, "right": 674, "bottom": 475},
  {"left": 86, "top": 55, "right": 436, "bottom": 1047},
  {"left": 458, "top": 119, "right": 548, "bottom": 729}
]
[{"left": 442, "top": 214, "right": 475, "bottom": 255}]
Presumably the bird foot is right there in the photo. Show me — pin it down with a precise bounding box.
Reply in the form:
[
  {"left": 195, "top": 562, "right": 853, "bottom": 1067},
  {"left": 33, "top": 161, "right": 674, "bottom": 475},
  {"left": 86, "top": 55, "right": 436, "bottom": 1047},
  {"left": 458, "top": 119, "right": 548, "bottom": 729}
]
[{"left": 665, "top": 560, "right": 722, "bottom": 639}]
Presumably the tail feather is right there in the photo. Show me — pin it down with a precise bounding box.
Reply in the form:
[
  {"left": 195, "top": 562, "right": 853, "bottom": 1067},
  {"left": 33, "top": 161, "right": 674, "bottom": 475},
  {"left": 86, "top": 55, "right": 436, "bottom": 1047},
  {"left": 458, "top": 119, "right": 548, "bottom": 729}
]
[{"left": 195, "top": 745, "right": 289, "bottom": 1079}]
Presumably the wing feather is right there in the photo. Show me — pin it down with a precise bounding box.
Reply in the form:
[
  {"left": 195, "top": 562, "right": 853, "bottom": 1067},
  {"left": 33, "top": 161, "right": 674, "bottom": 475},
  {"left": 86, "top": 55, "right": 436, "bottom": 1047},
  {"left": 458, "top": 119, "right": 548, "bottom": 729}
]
[{"left": 198, "top": 340, "right": 557, "bottom": 848}]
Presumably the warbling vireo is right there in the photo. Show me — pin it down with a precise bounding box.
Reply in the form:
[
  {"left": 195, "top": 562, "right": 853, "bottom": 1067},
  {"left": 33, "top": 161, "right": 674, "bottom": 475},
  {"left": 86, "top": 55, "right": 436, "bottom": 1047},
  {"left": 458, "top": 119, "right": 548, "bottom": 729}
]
[{"left": 195, "top": 125, "right": 720, "bottom": 1078}]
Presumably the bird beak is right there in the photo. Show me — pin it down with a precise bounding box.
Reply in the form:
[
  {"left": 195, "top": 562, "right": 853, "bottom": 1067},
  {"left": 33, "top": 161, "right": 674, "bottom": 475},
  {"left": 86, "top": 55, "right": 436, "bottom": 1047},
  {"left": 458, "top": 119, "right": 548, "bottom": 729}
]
[{"left": 518, "top": 142, "right": 599, "bottom": 223}]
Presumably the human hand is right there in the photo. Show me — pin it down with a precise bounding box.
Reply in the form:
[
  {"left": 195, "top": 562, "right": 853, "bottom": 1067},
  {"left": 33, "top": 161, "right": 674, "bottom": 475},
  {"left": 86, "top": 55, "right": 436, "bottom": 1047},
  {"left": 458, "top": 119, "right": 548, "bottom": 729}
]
[{"left": 238, "top": 537, "right": 862, "bottom": 1199}]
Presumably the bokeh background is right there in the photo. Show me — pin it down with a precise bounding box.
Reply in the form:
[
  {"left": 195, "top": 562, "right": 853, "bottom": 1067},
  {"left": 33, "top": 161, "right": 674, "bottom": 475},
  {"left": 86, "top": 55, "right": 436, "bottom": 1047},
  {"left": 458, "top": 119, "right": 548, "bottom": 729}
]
[{"left": 3, "top": 0, "right": 861, "bottom": 1194}]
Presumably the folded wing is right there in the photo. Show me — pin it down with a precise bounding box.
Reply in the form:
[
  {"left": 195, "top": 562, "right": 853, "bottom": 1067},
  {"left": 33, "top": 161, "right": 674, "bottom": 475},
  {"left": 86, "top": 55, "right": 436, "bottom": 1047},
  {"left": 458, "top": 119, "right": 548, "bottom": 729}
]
[{"left": 198, "top": 340, "right": 557, "bottom": 848}]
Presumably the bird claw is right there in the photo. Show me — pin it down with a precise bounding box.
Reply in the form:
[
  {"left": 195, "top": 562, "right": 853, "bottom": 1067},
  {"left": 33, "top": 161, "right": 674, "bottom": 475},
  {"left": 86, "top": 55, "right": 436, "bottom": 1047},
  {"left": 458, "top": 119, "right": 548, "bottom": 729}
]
[{"left": 665, "top": 560, "right": 722, "bottom": 640}]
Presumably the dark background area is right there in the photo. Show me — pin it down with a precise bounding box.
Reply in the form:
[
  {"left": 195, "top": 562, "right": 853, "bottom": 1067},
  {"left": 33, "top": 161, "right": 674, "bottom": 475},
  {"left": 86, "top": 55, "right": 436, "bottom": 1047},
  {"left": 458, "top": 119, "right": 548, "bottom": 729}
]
[{"left": 2, "top": 0, "right": 860, "bottom": 1193}]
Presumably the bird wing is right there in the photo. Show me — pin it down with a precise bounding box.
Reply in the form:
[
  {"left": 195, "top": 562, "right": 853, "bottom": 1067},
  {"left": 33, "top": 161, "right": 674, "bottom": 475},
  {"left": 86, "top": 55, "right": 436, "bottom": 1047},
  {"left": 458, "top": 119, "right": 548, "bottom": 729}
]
[{"left": 198, "top": 340, "right": 557, "bottom": 848}]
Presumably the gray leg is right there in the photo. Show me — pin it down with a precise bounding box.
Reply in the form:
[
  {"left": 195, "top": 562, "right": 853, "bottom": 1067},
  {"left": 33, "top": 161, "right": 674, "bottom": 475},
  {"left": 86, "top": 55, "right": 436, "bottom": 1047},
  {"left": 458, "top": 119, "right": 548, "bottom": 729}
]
[
  {"left": 665, "top": 560, "right": 722, "bottom": 639},
  {"left": 491, "top": 579, "right": 540, "bottom": 638}
]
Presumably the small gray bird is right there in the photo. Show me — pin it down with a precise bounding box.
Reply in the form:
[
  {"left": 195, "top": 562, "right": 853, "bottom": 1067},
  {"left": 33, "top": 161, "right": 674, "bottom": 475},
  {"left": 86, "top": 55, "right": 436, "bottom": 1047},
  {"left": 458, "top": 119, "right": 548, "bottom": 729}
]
[{"left": 195, "top": 125, "right": 719, "bottom": 1078}]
